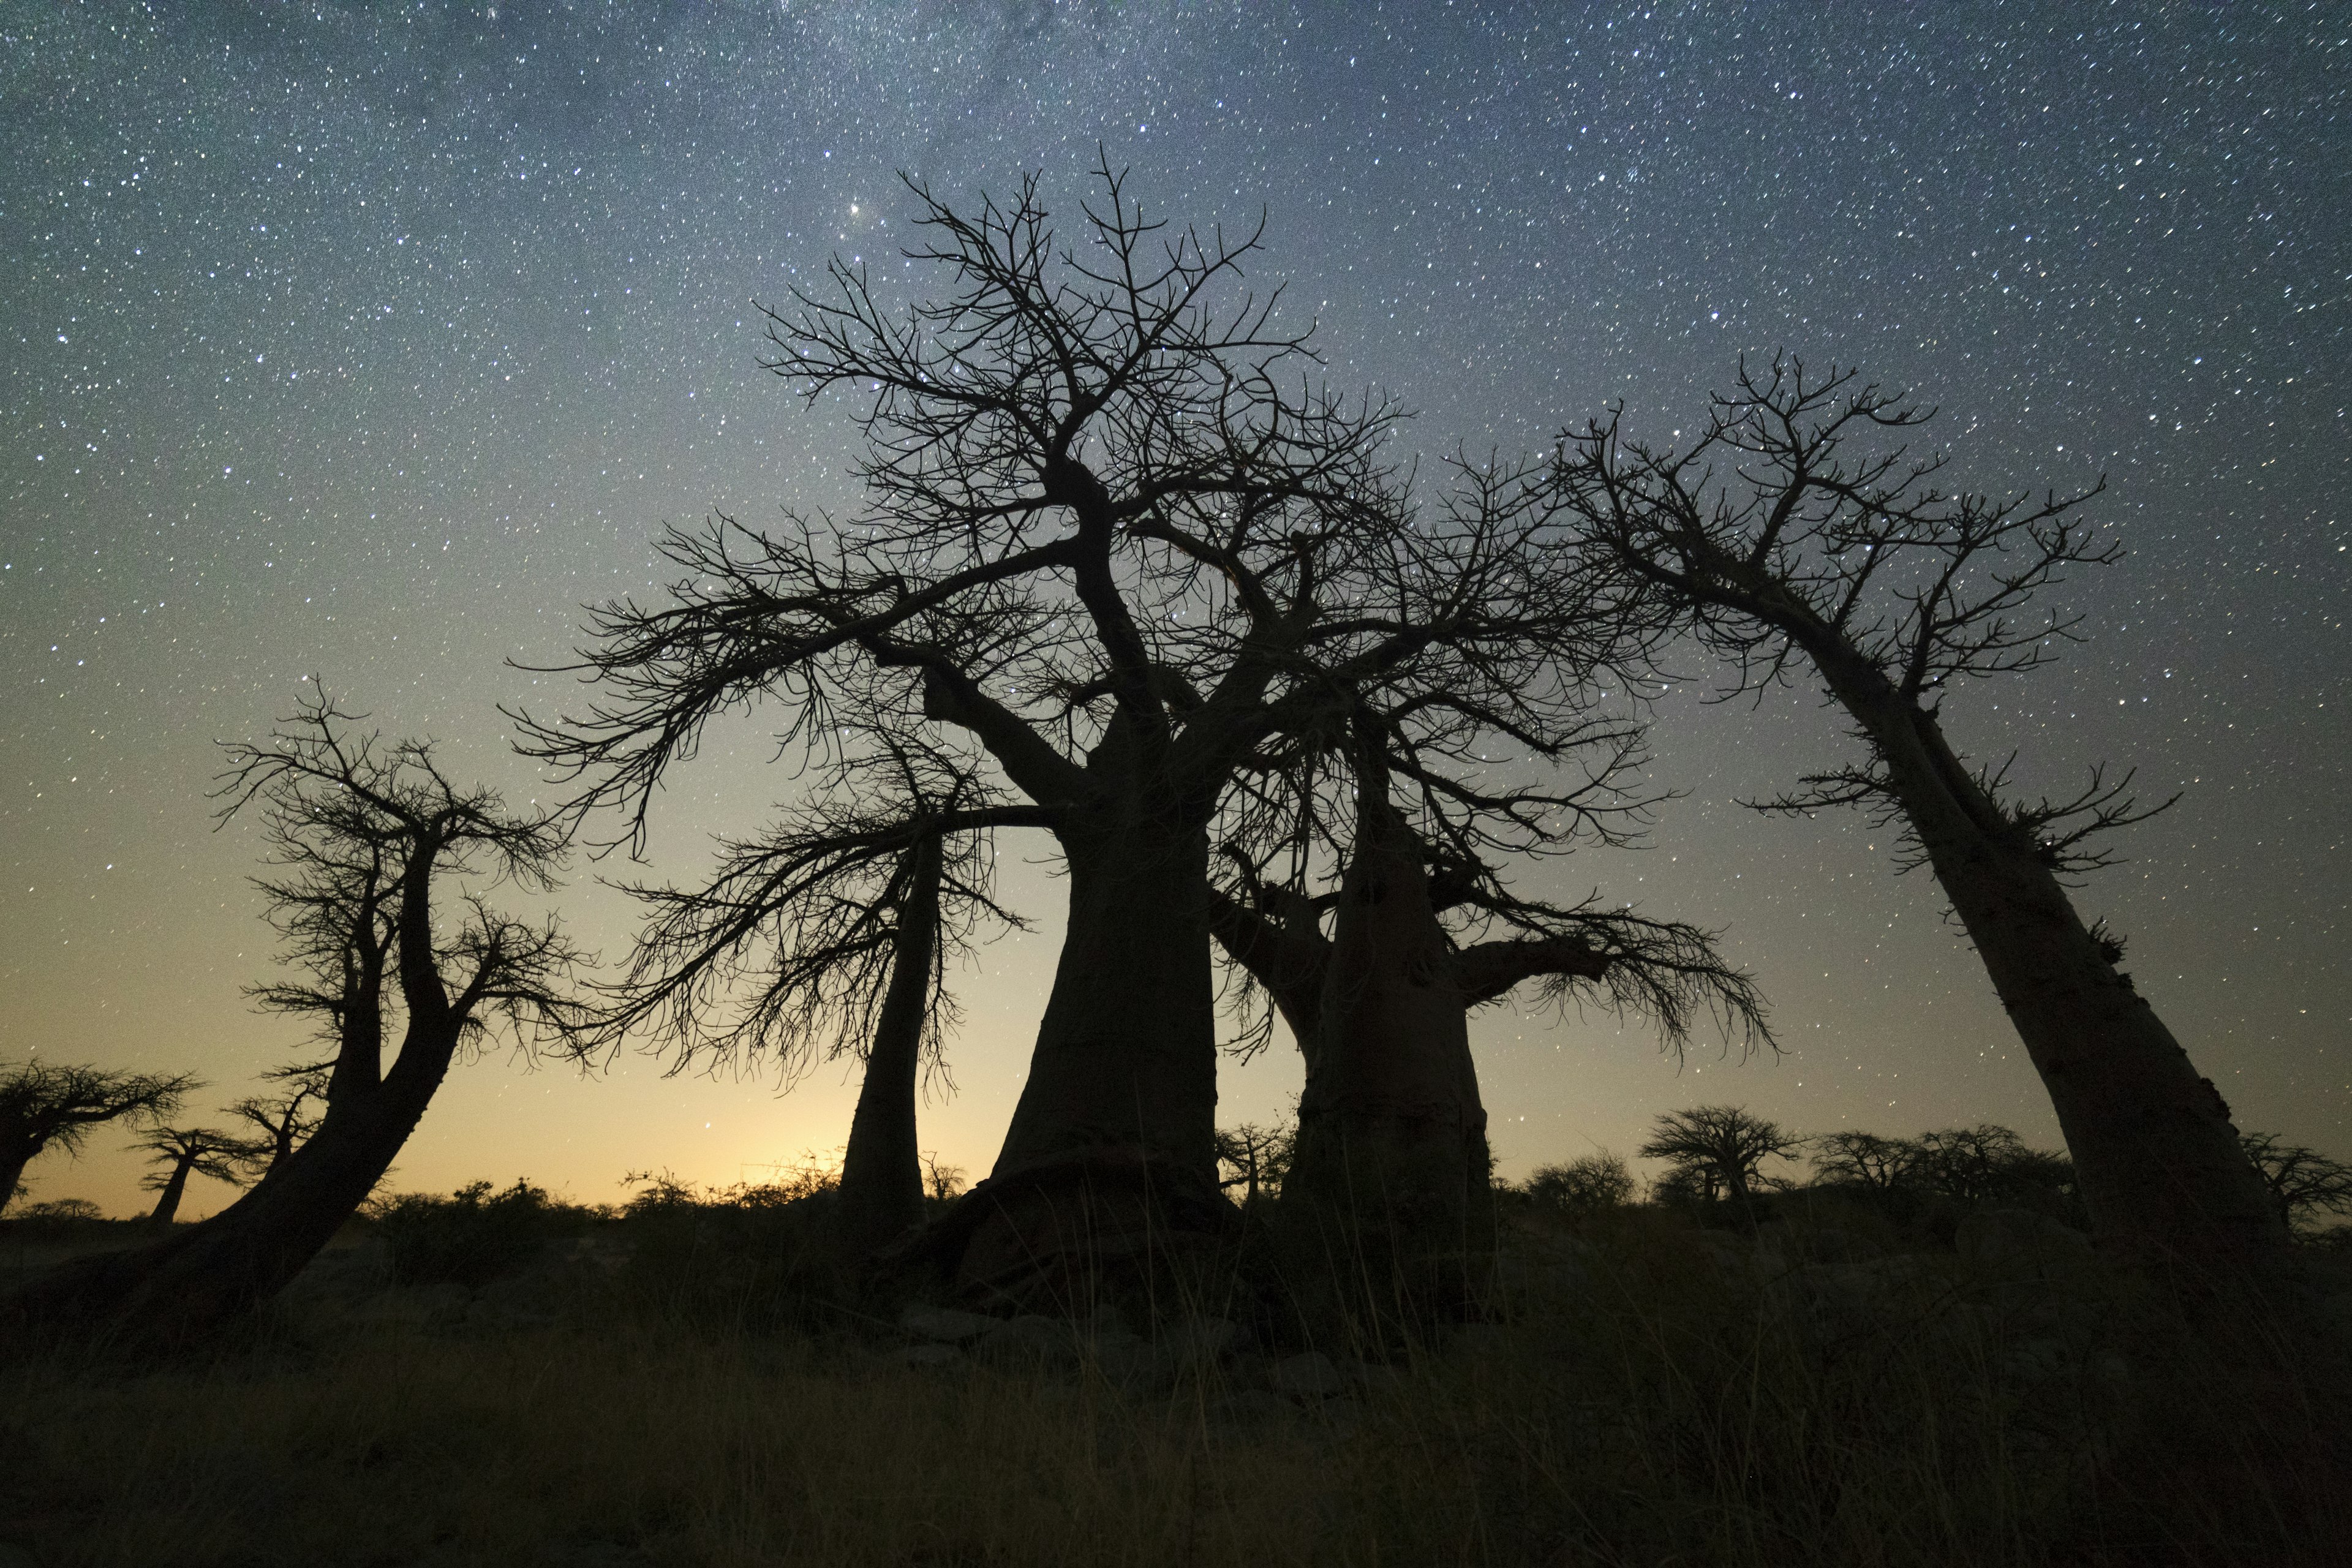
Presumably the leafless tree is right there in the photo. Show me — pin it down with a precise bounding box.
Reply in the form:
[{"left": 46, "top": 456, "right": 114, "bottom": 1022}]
[
  {"left": 1213, "top": 1121, "right": 1295, "bottom": 1204},
  {"left": 2240, "top": 1133, "right": 2352, "bottom": 1237},
  {"left": 1638, "top": 1105, "right": 1805, "bottom": 1208},
  {"left": 590, "top": 737, "right": 1023, "bottom": 1259},
  {"left": 226, "top": 1063, "right": 331, "bottom": 1178},
  {"left": 0, "top": 1061, "right": 195, "bottom": 1216},
  {"left": 1811, "top": 1130, "right": 1920, "bottom": 1194},
  {"left": 1549, "top": 356, "right": 2291, "bottom": 1287},
  {"left": 515, "top": 163, "right": 1597, "bottom": 1296},
  {"left": 1524, "top": 1151, "right": 1637, "bottom": 1217},
  {"left": 133, "top": 1126, "right": 258, "bottom": 1227},
  {"left": 6, "top": 689, "right": 583, "bottom": 1340},
  {"left": 1907, "top": 1124, "right": 2073, "bottom": 1207},
  {"left": 1207, "top": 695, "right": 1766, "bottom": 1270}
]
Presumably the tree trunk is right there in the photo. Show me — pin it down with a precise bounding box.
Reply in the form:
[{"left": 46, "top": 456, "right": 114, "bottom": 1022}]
[
  {"left": 992, "top": 806, "right": 1219, "bottom": 1182},
  {"left": 0, "top": 1147, "right": 31, "bottom": 1216},
  {"left": 145, "top": 1159, "right": 193, "bottom": 1228},
  {"left": 834, "top": 837, "right": 942, "bottom": 1259},
  {"left": 1286, "top": 777, "right": 1494, "bottom": 1303},
  {"left": 951, "top": 789, "right": 1229, "bottom": 1305},
  {"left": 1826, "top": 654, "right": 2293, "bottom": 1291},
  {"left": 4, "top": 1037, "right": 454, "bottom": 1342}
]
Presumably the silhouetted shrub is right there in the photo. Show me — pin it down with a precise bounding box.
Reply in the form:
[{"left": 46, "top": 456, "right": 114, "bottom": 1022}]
[
  {"left": 372, "top": 1179, "right": 587, "bottom": 1287},
  {"left": 611, "top": 1165, "right": 848, "bottom": 1330},
  {"left": 1523, "top": 1152, "right": 1635, "bottom": 1220}
]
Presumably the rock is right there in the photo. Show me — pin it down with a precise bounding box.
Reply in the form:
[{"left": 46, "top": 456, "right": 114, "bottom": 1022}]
[
  {"left": 1314, "top": 1395, "right": 1364, "bottom": 1432},
  {"left": 1765, "top": 1254, "right": 1943, "bottom": 1348},
  {"left": 346, "top": 1282, "right": 472, "bottom": 1327},
  {"left": 1954, "top": 1209, "right": 2090, "bottom": 1279},
  {"left": 1210, "top": 1389, "right": 1293, "bottom": 1425},
  {"left": 897, "top": 1343, "right": 963, "bottom": 1369},
  {"left": 1268, "top": 1351, "right": 1347, "bottom": 1398},
  {"left": 1691, "top": 1228, "right": 1789, "bottom": 1283},
  {"left": 1158, "top": 1316, "right": 1238, "bottom": 1367},
  {"left": 1089, "top": 1332, "right": 1167, "bottom": 1394},
  {"left": 466, "top": 1298, "right": 557, "bottom": 1332},
  {"left": 1444, "top": 1322, "right": 1512, "bottom": 1362},
  {"left": 974, "top": 1314, "right": 1080, "bottom": 1371},
  {"left": 899, "top": 1303, "right": 1000, "bottom": 1344},
  {"left": 2003, "top": 1336, "right": 2129, "bottom": 1386}
]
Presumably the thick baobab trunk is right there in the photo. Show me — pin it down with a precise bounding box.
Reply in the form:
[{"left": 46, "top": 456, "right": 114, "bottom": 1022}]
[
  {"left": 5, "top": 1041, "right": 454, "bottom": 1342},
  {"left": 1830, "top": 655, "right": 2292, "bottom": 1291},
  {"left": 145, "top": 1160, "right": 194, "bottom": 1227},
  {"left": 1286, "top": 782, "right": 1494, "bottom": 1300},
  {"left": 951, "top": 794, "right": 1228, "bottom": 1304},
  {"left": 0, "top": 1147, "right": 32, "bottom": 1216},
  {"left": 834, "top": 837, "right": 942, "bottom": 1259}
]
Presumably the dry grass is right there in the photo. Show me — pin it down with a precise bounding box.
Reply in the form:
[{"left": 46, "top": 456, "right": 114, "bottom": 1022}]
[{"left": 2, "top": 1202, "right": 2345, "bottom": 1567}]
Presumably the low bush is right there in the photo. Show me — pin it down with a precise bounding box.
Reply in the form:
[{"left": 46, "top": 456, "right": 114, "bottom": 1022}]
[{"left": 368, "top": 1178, "right": 599, "bottom": 1288}]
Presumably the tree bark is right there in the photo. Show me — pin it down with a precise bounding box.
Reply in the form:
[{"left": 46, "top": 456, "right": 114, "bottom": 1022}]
[
  {"left": 145, "top": 1160, "right": 193, "bottom": 1228},
  {"left": 834, "top": 836, "right": 943, "bottom": 1259},
  {"left": 1285, "top": 777, "right": 1494, "bottom": 1295},
  {"left": 948, "top": 768, "right": 1230, "bottom": 1305},
  {"left": 991, "top": 807, "right": 1218, "bottom": 1182},
  {"left": 1818, "top": 646, "right": 2291, "bottom": 1288},
  {"left": 0, "top": 1147, "right": 31, "bottom": 1216},
  {"left": 4, "top": 1031, "right": 455, "bottom": 1342}
]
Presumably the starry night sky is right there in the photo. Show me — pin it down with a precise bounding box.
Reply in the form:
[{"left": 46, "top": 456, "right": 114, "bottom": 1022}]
[{"left": 4, "top": 2, "right": 2345, "bottom": 1221}]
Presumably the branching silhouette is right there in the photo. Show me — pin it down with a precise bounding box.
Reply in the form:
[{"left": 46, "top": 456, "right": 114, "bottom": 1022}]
[
  {"left": 1638, "top": 1105, "right": 1805, "bottom": 1207},
  {"left": 512, "top": 161, "right": 1618, "bottom": 1297},
  {"left": 133, "top": 1126, "right": 260, "bottom": 1227},
  {"left": 0, "top": 1061, "right": 196, "bottom": 1216},
  {"left": 1549, "top": 356, "right": 2293, "bottom": 1291},
  {"left": 6, "top": 687, "right": 585, "bottom": 1340},
  {"left": 227, "top": 1062, "right": 331, "bottom": 1178}
]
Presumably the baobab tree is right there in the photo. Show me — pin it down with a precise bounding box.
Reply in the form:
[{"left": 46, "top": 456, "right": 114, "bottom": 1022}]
[
  {"left": 1212, "top": 722, "right": 1765, "bottom": 1281},
  {"left": 1550, "top": 357, "right": 2293, "bottom": 1291},
  {"left": 2239, "top": 1133, "right": 2352, "bottom": 1237},
  {"left": 518, "top": 164, "right": 1596, "bottom": 1294},
  {"left": 594, "top": 739, "right": 1024, "bottom": 1259},
  {"left": 7, "top": 691, "right": 581, "bottom": 1340},
  {"left": 1638, "top": 1105, "right": 1805, "bottom": 1208},
  {"left": 0, "top": 1060, "right": 195, "bottom": 1216},
  {"left": 134, "top": 1126, "right": 257, "bottom": 1227},
  {"left": 1811, "top": 1130, "right": 1920, "bottom": 1195}
]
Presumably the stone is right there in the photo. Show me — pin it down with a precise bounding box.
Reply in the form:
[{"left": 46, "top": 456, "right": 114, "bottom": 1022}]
[
  {"left": 1954, "top": 1209, "right": 2090, "bottom": 1279},
  {"left": 1268, "top": 1351, "right": 1347, "bottom": 1398},
  {"left": 974, "top": 1313, "right": 1080, "bottom": 1370},
  {"left": 899, "top": 1303, "right": 1000, "bottom": 1343},
  {"left": 347, "top": 1282, "right": 472, "bottom": 1327},
  {"left": 1157, "top": 1316, "right": 1238, "bottom": 1366},
  {"left": 1444, "top": 1322, "right": 1513, "bottom": 1363},
  {"left": 1210, "top": 1389, "right": 1293, "bottom": 1425}
]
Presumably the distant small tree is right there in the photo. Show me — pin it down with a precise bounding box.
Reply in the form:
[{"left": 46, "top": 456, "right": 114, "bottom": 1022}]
[
  {"left": 1908, "top": 1125, "right": 2073, "bottom": 1207},
  {"left": 1638, "top": 1106, "right": 1805, "bottom": 1208},
  {"left": 1525, "top": 1151, "right": 1636, "bottom": 1218},
  {"left": 920, "top": 1156, "right": 968, "bottom": 1204},
  {"left": 1213, "top": 1121, "right": 1296, "bottom": 1204},
  {"left": 134, "top": 1127, "right": 258, "bottom": 1227},
  {"left": 0, "top": 1060, "right": 197, "bottom": 1215},
  {"left": 1811, "top": 1130, "right": 1920, "bottom": 1193},
  {"left": 2240, "top": 1133, "right": 2352, "bottom": 1237}
]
